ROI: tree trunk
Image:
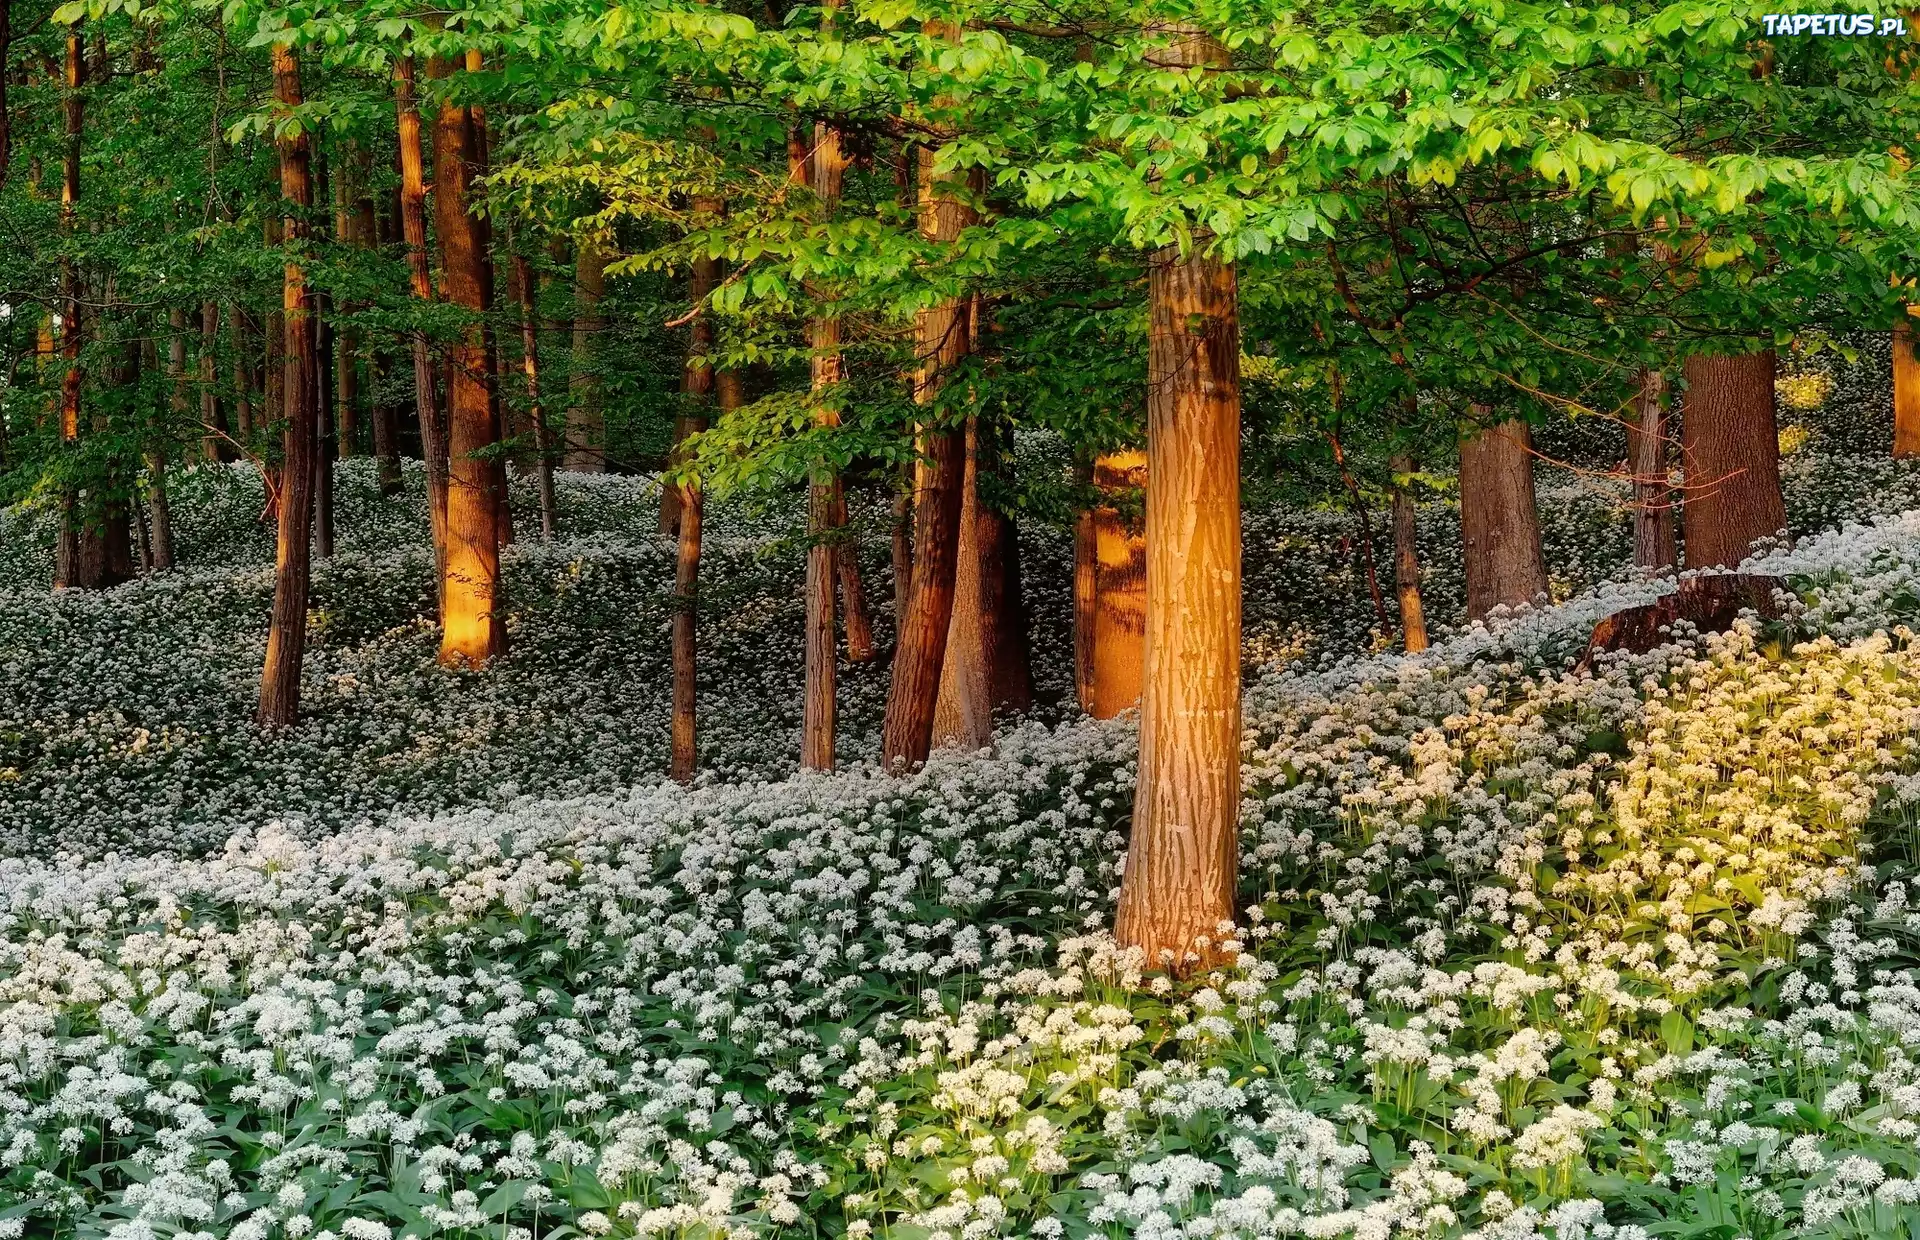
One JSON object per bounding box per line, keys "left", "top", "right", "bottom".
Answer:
{"left": 1895, "top": 322, "right": 1920, "bottom": 458}
{"left": 53, "top": 25, "right": 83, "bottom": 589}
{"left": 1089, "top": 449, "right": 1147, "bottom": 718}
{"left": 1111, "top": 227, "right": 1243, "bottom": 973}
{"left": 231, "top": 306, "right": 256, "bottom": 440}
{"left": 671, "top": 241, "right": 723, "bottom": 784}
{"left": 258, "top": 42, "right": 318, "bottom": 729}
{"left": 879, "top": 142, "right": 973, "bottom": 772}
{"left": 566, "top": 241, "right": 606, "bottom": 472}
{"left": 892, "top": 460, "right": 914, "bottom": 629}
{"left": 513, "top": 249, "right": 558, "bottom": 539}
{"left": 1629, "top": 368, "right": 1677, "bottom": 571}
{"left": 1388, "top": 452, "right": 1427, "bottom": 652}
{"left": 395, "top": 54, "right": 449, "bottom": 568}
{"left": 430, "top": 55, "right": 505, "bottom": 667}
{"left": 801, "top": 112, "right": 848, "bottom": 770}
{"left": 262, "top": 218, "right": 286, "bottom": 522}
{"left": 1458, "top": 412, "right": 1549, "bottom": 621}
{"left": 199, "top": 302, "right": 223, "bottom": 461}
{"left": 1680, "top": 349, "right": 1786, "bottom": 570}
{"left": 314, "top": 246, "right": 335, "bottom": 560}
{"left": 932, "top": 414, "right": 1033, "bottom": 747}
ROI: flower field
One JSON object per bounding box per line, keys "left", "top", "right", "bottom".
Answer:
{"left": 9, "top": 451, "right": 1920, "bottom": 1239}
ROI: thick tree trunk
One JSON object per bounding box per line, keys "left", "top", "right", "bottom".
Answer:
{"left": 1681, "top": 349, "right": 1786, "bottom": 569}
{"left": 932, "top": 414, "right": 1033, "bottom": 747}
{"left": 1112, "top": 229, "right": 1243, "bottom": 973}
{"left": 1089, "top": 449, "right": 1147, "bottom": 718}
{"left": 1629, "top": 368, "right": 1677, "bottom": 571}
{"left": 430, "top": 55, "right": 505, "bottom": 666}
{"left": 258, "top": 43, "right": 319, "bottom": 728}
{"left": 1895, "top": 322, "right": 1920, "bottom": 458}
{"left": 1458, "top": 412, "right": 1549, "bottom": 621}
{"left": 513, "top": 251, "right": 558, "bottom": 538}
{"left": 1388, "top": 452, "right": 1427, "bottom": 652}
{"left": 395, "top": 55, "right": 449, "bottom": 567}
{"left": 566, "top": 241, "right": 606, "bottom": 472}
{"left": 880, "top": 145, "right": 973, "bottom": 772}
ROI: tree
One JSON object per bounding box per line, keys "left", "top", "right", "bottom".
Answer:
{"left": 1458, "top": 412, "right": 1549, "bottom": 621}
{"left": 258, "top": 41, "right": 319, "bottom": 728}
{"left": 1681, "top": 349, "right": 1786, "bottom": 570}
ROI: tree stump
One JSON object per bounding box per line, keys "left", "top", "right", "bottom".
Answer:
{"left": 1580, "top": 574, "right": 1788, "bottom": 669}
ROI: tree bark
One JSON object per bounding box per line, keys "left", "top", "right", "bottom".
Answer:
{"left": 671, "top": 241, "right": 724, "bottom": 784}
{"left": 1388, "top": 452, "right": 1427, "bottom": 652}
{"left": 430, "top": 54, "right": 505, "bottom": 666}
{"left": 314, "top": 226, "right": 335, "bottom": 560}
{"left": 230, "top": 307, "right": 256, "bottom": 440}
{"left": 1680, "top": 349, "right": 1786, "bottom": 570}
{"left": 512, "top": 249, "right": 558, "bottom": 539}
{"left": 566, "top": 241, "right": 606, "bottom": 471}
{"left": 880, "top": 140, "right": 973, "bottom": 772}
{"left": 1111, "top": 224, "right": 1243, "bottom": 972}
{"left": 1629, "top": 368, "right": 1677, "bottom": 571}
{"left": 801, "top": 108, "right": 850, "bottom": 769}
{"left": 263, "top": 218, "right": 285, "bottom": 510}
{"left": 892, "top": 460, "right": 914, "bottom": 630}
{"left": 933, "top": 419, "right": 992, "bottom": 750}
{"left": 258, "top": 42, "right": 319, "bottom": 728}
{"left": 1458, "top": 412, "right": 1549, "bottom": 621}
{"left": 1895, "top": 322, "right": 1920, "bottom": 458}
{"left": 53, "top": 24, "right": 83, "bottom": 589}
{"left": 395, "top": 54, "right": 448, "bottom": 566}
{"left": 1088, "top": 449, "right": 1147, "bottom": 718}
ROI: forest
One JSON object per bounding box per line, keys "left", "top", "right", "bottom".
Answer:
{"left": 5, "top": 0, "right": 1920, "bottom": 1237}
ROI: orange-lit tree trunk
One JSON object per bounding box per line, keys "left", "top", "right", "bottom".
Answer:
{"left": 880, "top": 139, "right": 973, "bottom": 772}
{"left": 1681, "top": 349, "right": 1786, "bottom": 569}
{"left": 932, "top": 413, "right": 1032, "bottom": 748}
{"left": 512, "top": 247, "right": 558, "bottom": 539}
{"left": 1629, "top": 369, "right": 1677, "bottom": 571}
{"left": 1458, "top": 412, "right": 1549, "bottom": 621}
{"left": 1111, "top": 227, "right": 1243, "bottom": 971}
{"left": 1088, "top": 449, "right": 1147, "bottom": 718}
{"left": 566, "top": 241, "right": 606, "bottom": 471}
{"left": 1895, "top": 321, "right": 1920, "bottom": 457}
{"left": 671, "top": 240, "right": 723, "bottom": 783}
{"left": 395, "top": 54, "right": 448, "bottom": 568}
{"left": 430, "top": 55, "right": 505, "bottom": 666}
{"left": 258, "top": 42, "right": 319, "bottom": 728}
{"left": 801, "top": 96, "right": 849, "bottom": 768}
{"left": 1388, "top": 451, "right": 1427, "bottom": 651}
{"left": 53, "top": 24, "right": 84, "bottom": 588}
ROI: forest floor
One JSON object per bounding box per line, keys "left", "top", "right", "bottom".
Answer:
{"left": 8, "top": 442, "right": 1920, "bottom": 1238}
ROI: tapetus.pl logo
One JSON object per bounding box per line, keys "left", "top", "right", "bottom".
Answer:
{"left": 1760, "top": 12, "right": 1909, "bottom": 34}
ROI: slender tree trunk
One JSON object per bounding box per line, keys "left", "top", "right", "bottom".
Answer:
{"left": 0, "top": 0, "right": 14, "bottom": 190}
{"left": 53, "top": 24, "right": 83, "bottom": 589}
{"left": 1388, "top": 451, "right": 1427, "bottom": 652}
{"left": 430, "top": 54, "right": 505, "bottom": 666}
{"left": 1681, "top": 349, "right": 1786, "bottom": 569}
{"left": 1088, "top": 449, "right": 1147, "bottom": 718}
{"left": 258, "top": 42, "right": 319, "bottom": 728}
{"left": 1894, "top": 322, "right": 1920, "bottom": 458}
{"left": 892, "top": 460, "right": 914, "bottom": 629}
{"left": 1458, "top": 412, "right": 1549, "bottom": 621}
{"left": 231, "top": 306, "right": 256, "bottom": 440}
{"left": 137, "top": 327, "right": 175, "bottom": 571}
{"left": 1629, "top": 368, "right": 1677, "bottom": 571}
{"left": 262, "top": 216, "right": 285, "bottom": 522}
{"left": 199, "top": 302, "right": 223, "bottom": 461}
{"left": 880, "top": 140, "right": 973, "bottom": 772}
{"left": 315, "top": 281, "right": 335, "bottom": 559}
{"left": 1112, "top": 236, "right": 1243, "bottom": 971}
{"left": 396, "top": 54, "right": 449, "bottom": 569}
{"left": 670, "top": 238, "right": 722, "bottom": 783}
{"left": 513, "top": 250, "right": 558, "bottom": 538}
{"left": 801, "top": 114, "right": 847, "bottom": 769}
{"left": 566, "top": 241, "right": 606, "bottom": 471}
